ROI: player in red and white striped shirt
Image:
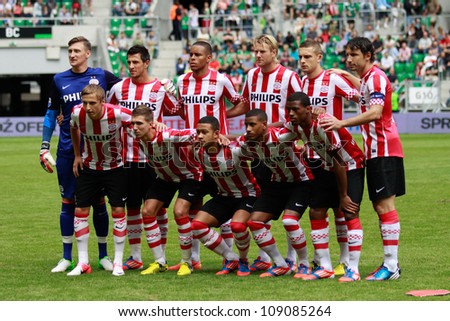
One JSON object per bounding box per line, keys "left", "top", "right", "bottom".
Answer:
{"left": 226, "top": 34, "right": 303, "bottom": 271}
{"left": 321, "top": 37, "right": 405, "bottom": 281}
{"left": 174, "top": 41, "right": 243, "bottom": 265}
{"left": 191, "top": 116, "right": 261, "bottom": 276}
{"left": 285, "top": 92, "right": 365, "bottom": 282}
{"left": 299, "top": 39, "right": 360, "bottom": 275}
{"left": 237, "top": 109, "right": 314, "bottom": 278}
{"left": 176, "top": 41, "right": 242, "bottom": 134}
{"left": 227, "top": 34, "right": 303, "bottom": 126}
{"left": 69, "top": 84, "right": 132, "bottom": 277}
{"left": 131, "top": 106, "right": 205, "bottom": 277}
{"left": 107, "top": 45, "right": 178, "bottom": 272}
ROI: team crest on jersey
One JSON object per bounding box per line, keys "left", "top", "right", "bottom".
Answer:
{"left": 149, "top": 93, "right": 158, "bottom": 101}
{"left": 320, "top": 86, "right": 329, "bottom": 93}
{"left": 108, "top": 124, "right": 117, "bottom": 131}
{"left": 273, "top": 81, "right": 282, "bottom": 90}
{"left": 208, "top": 85, "right": 216, "bottom": 92}
{"left": 89, "top": 78, "right": 99, "bottom": 85}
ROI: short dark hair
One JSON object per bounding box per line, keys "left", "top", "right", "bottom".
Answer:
{"left": 287, "top": 92, "right": 311, "bottom": 107}
{"left": 192, "top": 40, "right": 213, "bottom": 55}
{"left": 246, "top": 109, "right": 267, "bottom": 122}
{"left": 198, "top": 116, "right": 220, "bottom": 132}
{"left": 132, "top": 105, "right": 154, "bottom": 122}
{"left": 68, "top": 36, "right": 91, "bottom": 51}
{"left": 346, "top": 37, "right": 375, "bottom": 62}
{"left": 127, "top": 45, "right": 151, "bottom": 62}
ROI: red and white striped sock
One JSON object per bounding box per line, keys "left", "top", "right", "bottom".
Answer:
{"left": 74, "top": 211, "right": 90, "bottom": 264}
{"left": 175, "top": 216, "right": 192, "bottom": 263}
{"left": 192, "top": 220, "right": 238, "bottom": 261}
{"left": 334, "top": 209, "right": 349, "bottom": 265}
{"left": 346, "top": 218, "right": 363, "bottom": 273}
{"left": 310, "top": 219, "right": 332, "bottom": 271}
{"left": 256, "top": 220, "right": 272, "bottom": 263}
{"left": 189, "top": 209, "right": 201, "bottom": 262}
{"left": 156, "top": 208, "right": 168, "bottom": 252}
{"left": 126, "top": 208, "right": 142, "bottom": 262}
{"left": 379, "top": 210, "right": 400, "bottom": 271}
{"left": 143, "top": 216, "right": 165, "bottom": 264}
{"left": 282, "top": 214, "right": 308, "bottom": 266}
{"left": 220, "top": 219, "right": 234, "bottom": 249}
{"left": 230, "top": 221, "right": 250, "bottom": 259}
{"left": 247, "top": 220, "right": 286, "bottom": 267}
{"left": 112, "top": 212, "right": 127, "bottom": 265}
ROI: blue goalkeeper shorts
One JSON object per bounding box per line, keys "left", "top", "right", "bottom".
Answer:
{"left": 56, "top": 156, "right": 76, "bottom": 200}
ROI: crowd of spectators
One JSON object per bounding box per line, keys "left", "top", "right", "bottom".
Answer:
{"left": 112, "top": 0, "right": 152, "bottom": 17}
{"left": 1, "top": 0, "right": 90, "bottom": 26}
{"left": 170, "top": 0, "right": 448, "bottom": 103}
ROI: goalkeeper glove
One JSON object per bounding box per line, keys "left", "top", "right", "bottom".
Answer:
{"left": 40, "top": 141, "right": 56, "bottom": 173}
{"left": 160, "top": 78, "right": 177, "bottom": 97}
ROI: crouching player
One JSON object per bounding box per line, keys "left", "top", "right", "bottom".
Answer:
{"left": 285, "top": 92, "right": 365, "bottom": 282}
{"left": 131, "top": 105, "right": 205, "bottom": 277}
{"left": 238, "top": 109, "right": 314, "bottom": 278}
{"left": 191, "top": 116, "right": 261, "bottom": 276}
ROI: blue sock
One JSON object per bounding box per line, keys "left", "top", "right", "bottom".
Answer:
{"left": 60, "top": 201, "right": 75, "bottom": 261}
{"left": 93, "top": 202, "right": 109, "bottom": 259}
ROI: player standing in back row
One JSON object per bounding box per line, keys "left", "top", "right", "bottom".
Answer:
{"left": 298, "top": 39, "right": 360, "bottom": 276}
{"left": 107, "top": 45, "right": 177, "bottom": 273}
{"left": 321, "top": 37, "right": 405, "bottom": 281}
{"left": 170, "top": 40, "right": 244, "bottom": 267}
{"left": 227, "top": 34, "right": 303, "bottom": 272}
{"left": 40, "top": 36, "right": 121, "bottom": 273}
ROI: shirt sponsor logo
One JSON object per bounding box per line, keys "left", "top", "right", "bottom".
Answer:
{"left": 182, "top": 95, "right": 217, "bottom": 104}
{"left": 250, "top": 93, "right": 282, "bottom": 103}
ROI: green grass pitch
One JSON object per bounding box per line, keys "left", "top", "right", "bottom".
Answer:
{"left": 0, "top": 135, "right": 449, "bottom": 301}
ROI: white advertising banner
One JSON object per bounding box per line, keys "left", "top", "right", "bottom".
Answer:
{"left": 1, "top": 113, "right": 450, "bottom": 137}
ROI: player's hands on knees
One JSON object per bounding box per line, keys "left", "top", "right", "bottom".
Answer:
{"left": 40, "top": 141, "right": 56, "bottom": 173}
{"left": 73, "top": 156, "right": 83, "bottom": 177}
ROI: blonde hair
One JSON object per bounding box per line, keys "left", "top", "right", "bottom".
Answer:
{"left": 81, "top": 84, "right": 105, "bottom": 101}
{"left": 253, "top": 34, "right": 279, "bottom": 62}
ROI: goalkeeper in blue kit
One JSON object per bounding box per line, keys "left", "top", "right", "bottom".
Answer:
{"left": 40, "top": 36, "right": 121, "bottom": 273}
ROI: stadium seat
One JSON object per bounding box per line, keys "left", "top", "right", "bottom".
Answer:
{"left": 397, "top": 73, "right": 408, "bottom": 83}
{"left": 405, "top": 62, "right": 416, "bottom": 74}
{"left": 412, "top": 53, "right": 425, "bottom": 64}
{"left": 110, "top": 57, "right": 120, "bottom": 71}
{"left": 109, "top": 51, "right": 118, "bottom": 61}
{"left": 119, "top": 50, "right": 128, "bottom": 65}
{"left": 110, "top": 18, "right": 122, "bottom": 37}
{"left": 112, "top": 67, "right": 121, "bottom": 77}
{"left": 406, "top": 72, "right": 416, "bottom": 80}
{"left": 124, "top": 18, "right": 136, "bottom": 38}
{"left": 394, "top": 62, "right": 405, "bottom": 74}
{"left": 62, "top": 0, "right": 73, "bottom": 9}
{"left": 14, "top": 19, "right": 25, "bottom": 27}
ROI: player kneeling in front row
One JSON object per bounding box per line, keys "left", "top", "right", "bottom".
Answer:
{"left": 237, "top": 109, "right": 314, "bottom": 278}
{"left": 131, "top": 105, "right": 207, "bottom": 277}
{"left": 285, "top": 92, "right": 365, "bottom": 282}
{"left": 191, "top": 116, "right": 261, "bottom": 276}
{"left": 69, "top": 84, "right": 130, "bottom": 276}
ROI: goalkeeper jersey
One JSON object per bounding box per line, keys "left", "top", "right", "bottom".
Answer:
{"left": 47, "top": 67, "right": 120, "bottom": 158}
